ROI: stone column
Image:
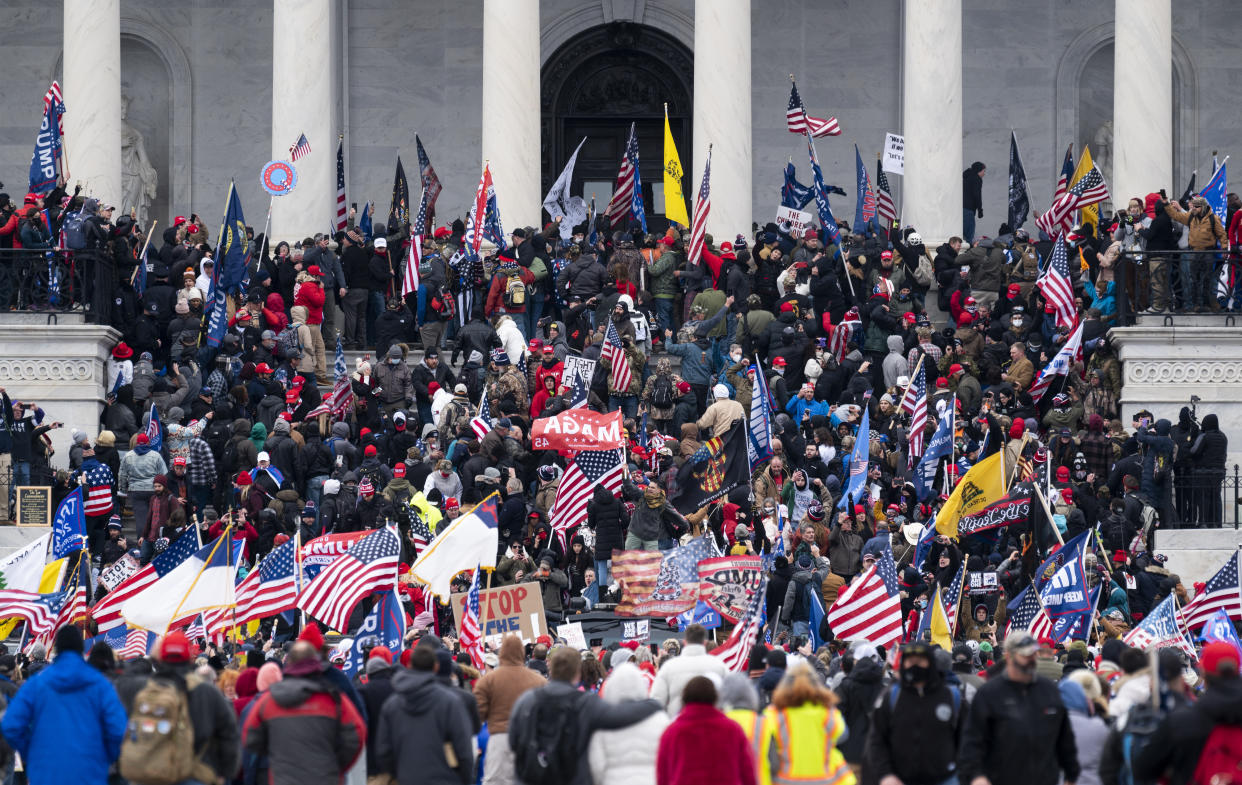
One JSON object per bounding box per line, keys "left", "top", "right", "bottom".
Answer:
{"left": 271, "top": 0, "right": 335, "bottom": 241}
{"left": 901, "top": 0, "right": 962, "bottom": 243}
{"left": 1113, "top": 0, "right": 1172, "bottom": 202}
{"left": 482, "top": 0, "right": 540, "bottom": 230}
{"left": 693, "top": 0, "right": 751, "bottom": 238}
{"left": 63, "top": 0, "right": 122, "bottom": 208}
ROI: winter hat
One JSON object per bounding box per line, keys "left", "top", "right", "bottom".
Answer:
{"left": 712, "top": 384, "right": 730, "bottom": 400}
{"left": 159, "top": 631, "right": 194, "bottom": 664}
{"left": 323, "top": 478, "right": 340, "bottom": 495}
{"left": 235, "top": 471, "right": 253, "bottom": 486}
{"left": 358, "top": 477, "right": 375, "bottom": 495}
{"left": 1008, "top": 421, "right": 1025, "bottom": 440}
{"left": 256, "top": 662, "right": 283, "bottom": 691}
{"left": 298, "top": 624, "right": 326, "bottom": 651}
{"left": 1201, "top": 641, "right": 1241, "bottom": 676}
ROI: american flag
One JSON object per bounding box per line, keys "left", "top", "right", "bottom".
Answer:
{"left": 901, "top": 358, "right": 928, "bottom": 460}
{"left": 613, "top": 536, "right": 715, "bottom": 616}
{"left": 208, "top": 538, "right": 299, "bottom": 634}
{"left": 712, "top": 570, "right": 769, "bottom": 672}
{"left": 470, "top": 391, "right": 492, "bottom": 440}
{"left": 335, "top": 139, "right": 348, "bottom": 232}
{"left": 43, "top": 81, "right": 64, "bottom": 135}
{"left": 942, "top": 562, "right": 967, "bottom": 636}
{"left": 1124, "top": 592, "right": 1197, "bottom": 659}
{"left": 828, "top": 307, "right": 861, "bottom": 364}
{"left": 1052, "top": 143, "right": 1074, "bottom": 203}
{"left": 79, "top": 461, "right": 114, "bottom": 517}
{"left": 120, "top": 627, "right": 156, "bottom": 659}
{"left": 0, "top": 589, "right": 75, "bottom": 637}
{"left": 785, "top": 80, "right": 840, "bottom": 138}
{"left": 1027, "top": 323, "right": 1083, "bottom": 404}
{"left": 458, "top": 566, "right": 486, "bottom": 670}
{"left": 600, "top": 320, "right": 632, "bottom": 392}
{"left": 145, "top": 404, "right": 163, "bottom": 452}
{"left": 606, "top": 122, "right": 646, "bottom": 231}
{"left": 409, "top": 512, "right": 431, "bottom": 557}
{"left": 1005, "top": 584, "right": 1054, "bottom": 640}
{"left": 875, "top": 161, "right": 898, "bottom": 223}
{"left": 33, "top": 581, "right": 88, "bottom": 648}
{"left": 1183, "top": 550, "right": 1241, "bottom": 629}
{"left": 415, "top": 135, "right": 442, "bottom": 233}
{"left": 402, "top": 188, "right": 429, "bottom": 297}
{"left": 289, "top": 133, "right": 311, "bottom": 162}
{"left": 1037, "top": 235, "right": 1078, "bottom": 330}
{"left": 329, "top": 336, "right": 353, "bottom": 419}
{"left": 686, "top": 146, "right": 712, "bottom": 268}
{"left": 184, "top": 614, "right": 206, "bottom": 642}
{"left": 92, "top": 528, "right": 201, "bottom": 632}
{"left": 464, "top": 164, "right": 492, "bottom": 258}
{"left": 826, "top": 549, "right": 903, "bottom": 648}
{"left": 638, "top": 412, "right": 666, "bottom": 472}
{"left": 1036, "top": 164, "right": 1108, "bottom": 237}
{"left": 299, "top": 527, "right": 400, "bottom": 631}
{"left": 550, "top": 449, "right": 625, "bottom": 546}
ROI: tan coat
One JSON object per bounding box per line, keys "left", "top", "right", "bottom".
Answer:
{"left": 1165, "top": 202, "right": 1228, "bottom": 250}
{"left": 472, "top": 635, "right": 546, "bottom": 734}
{"left": 1006, "top": 355, "right": 1035, "bottom": 392}
{"left": 696, "top": 399, "right": 746, "bottom": 440}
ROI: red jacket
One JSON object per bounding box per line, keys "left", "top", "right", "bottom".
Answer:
{"left": 243, "top": 677, "right": 366, "bottom": 781}
{"left": 295, "top": 280, "right": 326, "bottom": 325}
{"left": 485, "top": 267, "right": 535, "bottom": 316}
{"left": 658, "top": 703, "right": 757, "bottom": 785}
{"left": 1229, "top": 209, "right": 1242, "bottom": 251}
{"left": 0, "top": 211, "right": 20, "bottom": 249}
{"left": 208, "top": 519, "right": 259, "bottom": 563}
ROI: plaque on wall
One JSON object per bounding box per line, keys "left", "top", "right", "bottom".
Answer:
{"left": 15, "top": 487, "right": 52, "bottom": 527}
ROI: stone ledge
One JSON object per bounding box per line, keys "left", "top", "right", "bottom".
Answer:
{"left": 1154, "top": 528, "right": 1240, "bottom": 586}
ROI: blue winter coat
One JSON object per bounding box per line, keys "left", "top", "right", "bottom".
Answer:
{"left": 1, "top": 650, "right": 128, "bottom": 785}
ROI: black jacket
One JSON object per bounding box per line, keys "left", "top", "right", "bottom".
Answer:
{"left": 864, "top": 671, "right": 966, "bottom": 784}
{"left": 1189, "top": 413, "right": 1228, "bottom": 473}
{"left": 586, "top": 485, "right": 628, "bottom": 560}
{"left": 958, "top": 672, "right": 1079, "bottom": 785}
{"left": 1132, "top": 676, "right": 1242, "bottom": 785}
{"left": 836, "top": 656, "right": 885, "bottom": 765}
{"left": 374, "top": 669, "right": 474, "bottom": 785}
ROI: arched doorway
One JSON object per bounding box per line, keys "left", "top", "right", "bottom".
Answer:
{"left": 541, "top": 22, "right": 693, "bottom": 234}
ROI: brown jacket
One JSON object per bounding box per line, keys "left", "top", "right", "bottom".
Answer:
{"left": 472, "top": 635, "right": 546, "bottom": 734}
{"left": 1165, "top": 202, "right": 1228, "bottom": 250}
{"left": 1005, "top": 355, "right": 1035, "bottom": 392}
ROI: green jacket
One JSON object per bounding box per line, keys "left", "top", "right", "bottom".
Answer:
{"left": 692, "top": 289, "right": 728, "bottom": 338}
{"left": 648, "top": 249, "right": 680, "bottom": 298}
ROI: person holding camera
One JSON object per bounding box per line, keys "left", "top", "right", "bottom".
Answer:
{"left": 523, "top": 553, "right": 568, "bottom": 629}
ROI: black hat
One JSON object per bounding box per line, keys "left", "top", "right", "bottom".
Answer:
{"left": 511, "top": 227, "right": 527, "bottom": 239}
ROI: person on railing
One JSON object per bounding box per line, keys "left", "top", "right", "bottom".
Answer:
{"left": 1165, "top": 195, "right": 1227, "bottom": 312}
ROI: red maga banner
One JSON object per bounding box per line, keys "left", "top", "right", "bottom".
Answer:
{"left": 531, "top": 408, "right": 624, "bottom": 452}
{"left": 698, "top": 555, "right": 764, "bottom": 623}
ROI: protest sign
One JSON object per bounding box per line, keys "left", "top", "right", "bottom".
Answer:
{"left": 775, "top": 206, "right": 812, "bottom": 236}
{"left": 882, "top": 133, "right": 905, "bottom": 174}
{"left": 531, "top": 408, "right": 624, "bottom": 451}
{"left": 451, "top": 583, "right": 547, "bottom": 644}
{"left": 100, "top": 553, "right": 141, "bottom": 591}
{"left": 698, "top": 555, "right": 764, "bottom": 623}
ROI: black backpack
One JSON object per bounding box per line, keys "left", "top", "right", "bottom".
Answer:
{"left": 514, "top": 689, "right": 581, "bottom": 785}
{"left": 651, "top": 374, "right": 675, "bottom": 409}
{"left": 62, "top": 211, "right": 87, "bottom": 251}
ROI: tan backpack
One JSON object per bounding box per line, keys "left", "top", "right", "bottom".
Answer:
{"left": 119, "top": 675, "right": 209, "bottom": 785}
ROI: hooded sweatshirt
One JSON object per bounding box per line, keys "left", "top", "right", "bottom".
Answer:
{"left": 244, "top": 673, "right": 366, "bottom": 785}
{"left": 473, "top": 635, "right": 548, "bottom": 734}
{"left": 374, "top": 668, "right": 475, "bottom": 785}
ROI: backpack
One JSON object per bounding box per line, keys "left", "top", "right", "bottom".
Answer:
{"left": 62, "top": 210, "right": 87, "bottom": 251}
{"left": 1152, "top": 450, "right": 1171, "bottom": 483}
{"left": 1190, "top": 724, "right": 1242, "bottom": 785}
{"left": 275, "top": 323, "right": 303, "bottom": 359}
{"left": 887, "top": 683, "right": 961, "bottom": 724}
{"left": 514, "top": 689, "right": 581, "bottom": 785}
{"left": 651, "top": 374, "right": 675, "bottom": 409}
{"left": 431, "top": 286, "right": 457, "bottom": 321}
{"left": 504, "top": 274, "right": 527, "bottom": 308}
{"left": 1118, "top": 701, "right": 1165, "bottom": 785}
{"left": 119, "top": 676, "right": 204, "bottom": 785}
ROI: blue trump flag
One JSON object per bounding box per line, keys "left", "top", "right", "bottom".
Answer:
{"left": 838, "top": 395, "right": 871, "bottom": 509}
{"left": 914, "top": 404, "right": 954, "bottom": 501}
{"left": 806, "top": 134, "right": 842, "bottom": 255}
{"left": 782, "top": 162, "right": 815, "bottom": 210}
{"left": 675, "top": 600, "right": 721, "bottom": 630}
{"left": 747, "top": 362, "right": 774, "bottom": 472}
{"left": 1038, "top": 534, "right": 1092, "bottom": 642}
{"left": 51, "top": 487, "right": 87, "bottom": 559}
{"left": 342, "top": 589, "right": 406, "bottom": 679}
{"left": 144, "top": 404, "right": 164, "bottom": 453}
{"left": 1199, "top": 608, "right": 1242, "bottom": 657}
{"left": 853, "top": 145, "right": 877, "bottom": 234}
{"left": 359, "top": 202, "right": 373, "bottom": 239}
{"left": 206, "top": 182, "right": 250, "bottom": 347}
{"left": 1201, "top": 162, "right": 1228, "bottom": 225}
{"left": 28, "top": 94, "right": 64, "bottom": 196}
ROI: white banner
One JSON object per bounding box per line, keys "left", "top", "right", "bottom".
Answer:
{"left": 882, "top": 133, "right": 905, "bottom": 174}
{"left": 775, "top": 206, "right": 812, "bottom": 236}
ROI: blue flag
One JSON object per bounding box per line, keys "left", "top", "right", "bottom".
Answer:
{"left": 808, "top": 590, "right": 827, "bottom": 649}
{"left": 806, "top": 134, "right": 843, "bottom": 255}
{"left": 207, "top": 182, "right": 249, "bottom": 348}
{"left": 1034, "top": 531, "right": 1092, "bottom": 592}
{"left": 781, "top": 162, "right": 815, "bottom": 210}
{"left": 1199, "top": 608, "right": 1242, "bottom": 657}
{"left": 136, "top": 240, "right": 149, "bottom": 297}
{"left": 675, "top": 600, "right": 721, "bottom": 630}
{"left": 342, "top": 589, "right": 407, "bottom": 679}
{"left": 359, "top": 202, "right": 373, "bottom": 239}
{"left": 913, "top": 521, "right": 937, "bottom": 570}
{"left": 747, "top": 362, "right": 774, "bottom": 472}
{"left": 914, "top": 405, "right": 953, "bottom": 501}
{"left": 853, "top": 145, "right": 877, "bottom": 233}
{"left": 1038, "top": 534, "right": 1092, "bottom": 642}
{"left": 28, "top": 95, "right": 64, "bottom": 196}
{"left": 1200, "top": 162, "right": 1228, "bottom": 225}
{"left": 838, "top": 397, "right": 871, "bottom": 509}
{"left": 144, "top": 404, "right": 164, "bottom": 453}
{"left": 51, "top": 487, "right": 87, "bottom": 559}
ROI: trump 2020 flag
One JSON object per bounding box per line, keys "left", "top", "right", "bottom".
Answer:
{"left": 342, "top": 589, "right": 406, "bottom": 680}
{"left": 206, "top": 183, "right": 249, "bottom": 347}
{"left": 28, "top": 89, "right": 65, "bottom": 196}
{"left": 51, "top": 486, "right": 86, "bottom": 559}
{"left": 1200, "top": 161, "right": 1228, "bottom": 225}
{"left": 838, "top": 396, "right": 871, "bottom": 509}
{"left": 914, "top": 403, "right": 953, "bottom": 502}
{"left": 121, "top": 534, "right": 236, "bottom": 633}
{"left": 807, "top": 134, "right": 843, "bottom": 253}
{"left": 1199, "top": 608, "right": 1242, "bottom": 658}
{"left": 409, "top": 493, "right": 500, "bottom": 599}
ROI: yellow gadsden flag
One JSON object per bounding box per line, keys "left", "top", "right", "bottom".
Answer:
{"left": 662, "top": 108, "right": 690, "bottom": 226}
{"left": 934, "top": 450, "right": 1007, "bottom": 538}
{"left": 1072, "top": 144, "right": 1099, "bottom": 235}
{"left": 928, "top": 584, "right": 953, "bottom": 650}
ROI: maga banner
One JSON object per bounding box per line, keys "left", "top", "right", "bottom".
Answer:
{"left": 531, "top": 408, "right": 624, "bottom": 452}
{"left": 698, "top": 555, "right": 764, "bottom": 623}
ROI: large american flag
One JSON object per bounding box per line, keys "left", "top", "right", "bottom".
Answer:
{"left": 409, "top": 512, "right": 431, "bottom": 557}
{"left": 828, "top": 307, "right": 861, "bottom": 364}
{"left": 1036, "top": 164, "right": 1108, "bottom": 237}
{"left": 335, "top": 139, "right": 348, "bottom": 232}
{"left": 550, "top": 449, "right": 625, "bottom": 546}
{"left": 289, "top": 133, "right": 311, "bottom": 162}
{"left": 600, "top": 320, "right": 632, "bottom": 392}
{"left": 329, "top": 335, "right": 353, "bottom": 419}
{"left": 1027, "top": 323, "right": 1083, "bottom": 404}
{"left": 43, "top": 81, "right": 64, "bottom": 133}
{"left": 1183, "top": 550, "right": 1241, "bottom": 629}
{"left": 0, "top": 590, "right": 72, "bottom": 636}
{"left": 120, "top": 627, "right": 157, "bottom": 659}
{"left": 415, "top": 135, "right": 442, "bottom": 233}
{"left": 785, "top": 80, "right": 840, "bottom": 137}
{"left": 712, "top": 570, "right": 769, "bottom": 672}
{"left": 826, "top": 549, "right": 903, "bottom": 648}
{"left": 686, "top": 146, "right": 712, "bottom": 268}
{"left": 207, "top": 538, "right": 298, "bottom": 635}
{"left": 34, "top": 584, "right": 88, "bottom": 648}
{"left": 299, "top": 527, "right": 400, "bottom": 631}
{"left": 93, "top": 528, "right": 201, "bottom": 632}
{"left": 606, "top": 122, "right": 646, "bottom": 231}
{"left": 80, "top": 461, "right": 114, "bottom": 517}
{"left": 458, "top": 566, "right": 486, "bottom": 670}
{"left": 470, "top": 391, "right": 492, "bottom": 440}
{"left": 875, "top": 162, "right": 898, "bottom": 223}
{"left": 402, "top": 188, "right": 429, "bottom": 297}
{"left": 463, "top": 164, "right": 492, "bottom": 258}
{"left": 1005, "top": 584, "right": 1054, "bottom": 640}
{"left": 901, "top": 359, "right": 928, "bottom": 461}
{"left": 1037, "top": 235, "right": 1078, "bottom": 330}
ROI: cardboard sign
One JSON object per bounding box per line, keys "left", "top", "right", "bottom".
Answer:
{"left": 15, "top": 487, "right": 51, "bottom": 527}
{"left": 882, "top": 133, "right": 905, "bottom": 174}
{"left": 100, "top": 553, "right": 140, "bottom": 591}
{"left": 775, "top": 206, "right": 812, "bottom": 237}
{"left": 698, "top": 555, "right": 764, "bottom": 623}
{"left": 556, "top": 621, "right": 588, "bottom": 650}
{"left": 451, "top": 583, "right": 547, "bottom": 644}
{"left": 531, "top": 408, "right": 624, "bottom": 452}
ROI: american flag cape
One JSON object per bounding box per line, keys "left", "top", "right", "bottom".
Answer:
{"left": 550, "top": 448, "right": 625, "bottom": 547}
{"left": 92, "top": 528, "right": 201, "bottom": 632}
{"left": 712, "top": 570, "right": 770, "bottom": 672}
{"left": 1182, "top": 549, "right": 1242, "bottom": 629}
{"left": 458, "top": 566, "right": 486, "bottom": 670}
{"left": 470, "top": 391, "right": 492, "bottom": 440}
{"left": 785, "top": 79, "right": 840, "bottom": 138}
{"left": 828, "top": 308, "right": 861, "bottom": 364}
{"left": 145, "top": 404, "right": 164, "bottom": 453}
{"left": 1037, "top": 235, "right": 1078, "bottom": 330}
{"left": 78, "top": 461, "right": 114, "bottom": 517}
{"left": 686, "top": 146, "right": 712, "bottom": 269}
{"left": 289, "top": 133, "right": 311, "bottom": 162}
{"left": 600, "top": 319, "right": 632, "bottom": 393}
{"left": 605, "top": 122, "right": 646, "bottom": 232}
{"left": 826, "top": 549, "right": 903, "bottom": 648}
{"left": 298, "top": 527, "right": 400, "bottom": 631}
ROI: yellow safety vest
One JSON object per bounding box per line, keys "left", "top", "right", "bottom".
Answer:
{"left": 727, "top": 708, "right": 772, "bottom": 785}
{"left": 765, "top": 705, "right": 856, "bottom": 785}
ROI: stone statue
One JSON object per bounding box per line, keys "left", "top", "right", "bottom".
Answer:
{"left": 121, "top": 96, "right": 158, "bottom": 228}
{"left": 1092, "top": 120, "right": 1113, "bottom": 184}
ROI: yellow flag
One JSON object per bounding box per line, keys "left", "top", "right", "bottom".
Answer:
{"left": 0, "top": 558, "right": 68, "bottom": 639}
{"left": 662, "top": 109, "right": 690, "bottom": 227}
{"left": 1071, "top": 145, "right": 1099, "bottom": 233}
{"left": 934, "top": 451, "right": 1007, "bottom": 538}
{"left": 928, "top": 585, "right": 953, "bottom": 650}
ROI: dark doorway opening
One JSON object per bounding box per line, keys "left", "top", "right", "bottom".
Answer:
{"left": 541, "top": 23, "right": 693, "bottom": 235}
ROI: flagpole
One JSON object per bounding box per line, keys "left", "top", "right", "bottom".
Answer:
{"left": 129, "top": 220, "right": 158, "bottom": 287}
{"left": 899, "top": 354, "right": 925, "bottom": 411}
{"left": 164, "top": 524, "right": 233, "bottom": 636}
{"left": 260, "top": 197, "right": 274, "bottom": 263}
{"left": 1031, "top": 485, "right": 1065, "bottom": 547}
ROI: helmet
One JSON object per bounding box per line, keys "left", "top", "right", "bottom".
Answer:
{"left": 907, "top": 232, "right": 923, "bottom": 246}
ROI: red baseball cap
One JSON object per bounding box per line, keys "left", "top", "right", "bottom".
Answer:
{"left": 1201, "top": 641, "right": 1241, "bottom": 676}
{"left": 772, "top": 357, "right": 787, "bottom": 368}
{"left": 393, "top": 463, "right": 406, "bottom": 478}
{"left": 307, "top": 265, "right": 322, "bottom": 276}
{"left": 172, "top": 456, "right": 187, "bottom": 467}
{"left": 255, "top": 363, "right": 273, "bottom": 374}
{"left": 364, "top": 444, "right": 377, "bottom": 457}
{"left": 159, "top": 631, "right": 193, "bottom": 664}
{"left": 368, "top": 646, "right": 393, "bottom": 664}
{"left": 136, "top": 433, "right": 150, "bottom": 445}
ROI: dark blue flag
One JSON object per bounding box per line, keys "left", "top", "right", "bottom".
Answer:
{"left": 1008, "top": 131, "right": 1030, "bottom": 229}
{"left": 342, "top": 589, "right": 406, "bottom": 679}
{"left": 51, "top": 486, "right": 87, "bottom": 559}
{"left": 206, "top": 182, "right": 249, "bottom": 347}
{"left": 28, "top": 97, "right": 64, "bottom": 196}
{"left": 781, "top": 162, "right": 815, "bottom": 210}
{"left": 806, "top": 134, "right": 843, "bottom": 256}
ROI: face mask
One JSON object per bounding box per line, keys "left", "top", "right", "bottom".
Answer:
{"left": 898, "top": 293, "right": 910, "bottom": 302}
{"left": 901, "top": 665, "right": 931, "bottom": 685}
{"left": 731, "top": 352, "right": 742, "bottom": 363}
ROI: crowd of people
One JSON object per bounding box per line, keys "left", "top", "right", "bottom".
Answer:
{"left": 0, "top": 164, "right": 1238, "bottom": 785}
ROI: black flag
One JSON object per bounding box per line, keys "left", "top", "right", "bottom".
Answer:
{"left": 388, "top": 156, "right": 410, "bottom": 232}
{"left": 671, "top": 426, "right": 751, "bottom": 513}
{"left": 1008, "top": 131, "right": 1030, "bottom": 230}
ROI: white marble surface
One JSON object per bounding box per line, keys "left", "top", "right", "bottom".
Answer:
{"left": 1157, "top": 529, "right": 1240, "bottom": 587}
{"left": 1113, "top": 0, "right": 1171, "bottom": 206}
{"left": 481, "top": 0, "right": 541, "bottom": 229}
{"left": 271, "top": 0, "right": 335, "bottom": 242}
{"left": 693, "top": 0, "right": 751, "bottom": 239}
{"left": 902, "top": 0, "right": 962, "bottom": 244}
{"left": 63, "top": 0, "right": 122, "bottom": 208}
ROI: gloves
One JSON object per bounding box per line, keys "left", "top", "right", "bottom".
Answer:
{"left": 977, "top": 208, "right": 984, "bottom": 219}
